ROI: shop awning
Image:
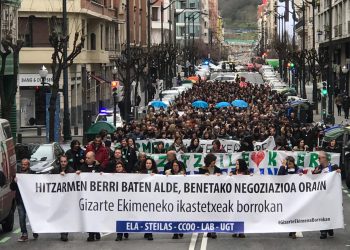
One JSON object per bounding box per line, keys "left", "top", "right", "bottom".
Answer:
{"left": 88, "top": 73, "right": 110, "bottom": 84}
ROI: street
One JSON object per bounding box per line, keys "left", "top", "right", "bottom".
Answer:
{"left": 1, "top": 182, "right": 350, "bottom": 250}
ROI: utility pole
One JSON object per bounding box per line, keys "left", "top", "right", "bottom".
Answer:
{"left": 161, "top": 2, "right": 164, "bottom": 46}
{"left": 62, "top": 0, "right": 71, "bottom": 141}
{"left": 302, "top": 2, "right": 306, "bottom": 98}
{"left": 311, "top": 0, "right": 318, "bottom": 114}
{"left": 327, "top": 2, "right": 334, "bottom": 124}
{"left": 125, "top": 0, "right": 131, "bottom": 123}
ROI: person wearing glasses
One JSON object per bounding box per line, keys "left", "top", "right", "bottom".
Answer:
{"left": 312, "top": 151, "right": 341, "bottom": 239}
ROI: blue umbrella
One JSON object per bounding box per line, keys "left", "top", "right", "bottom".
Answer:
{"left": 192, "top": 100, "right": 209, "bottom": 109}
{"left": 232, "top": 99, "right": 248, "bottom": 108}
{"left": 215, "top": 102, "right": 231, "bottom": 108}
{"left": 150, "top": 100, "right": 167, "bottom": 109}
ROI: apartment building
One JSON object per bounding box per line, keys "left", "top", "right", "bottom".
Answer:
{"left": 317, "top": 0, "right": 350, "bottom": 94}
{"left": 175, "top": 0, "right": 209, "bottom": 46}
{"left": 17, "top": 0, "right": 126, "bottom": 128}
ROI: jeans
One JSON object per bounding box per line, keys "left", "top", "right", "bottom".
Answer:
{"left": 17, "top": 203, "right": 27, "bottom": 235}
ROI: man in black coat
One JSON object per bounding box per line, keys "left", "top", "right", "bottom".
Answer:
{"left": 313, "top": 151, "right": 341, "bottom": 239}
{"left": 106, "top": 148, "right": 126, "bottom": 173}
{"left": 52, "top": 155, "right": 76, "bottom": 241}
{"left": 76, "top": 151, "right": 101, "bottom": 242}
{"left": 10, "top": 159, "right": 38, "bottom": 242}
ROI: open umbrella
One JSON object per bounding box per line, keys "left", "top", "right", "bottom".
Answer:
{"left": 150, "top": 100, "right": 168, "bottom": 109}
{"left": 188, "top": 76, "right": 199, "bottom": 82}
{"left": 181, "top": 80, "right": 193, "bottom": 84}
{"left": 215, "top": 102, "right": 231, "bottom": 108}
{"left": 86, "top": 122, "right": 117, "bottom": 135}
{"left": 324, "top": 126, "right": 346, "bottom": 142}
{"left": 232, "top": 99, "right": 248, "bottom": 108}
{"left": 192, "top": 100, "right": 209, "bottom": 109}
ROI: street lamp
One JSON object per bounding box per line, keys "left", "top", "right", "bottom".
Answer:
{"left": 38, "top": 65, "right": 49, "bottom": 139}
{"left": 112, "top": 66, "right": 117, "bottom": 80}
{"left": 134, "top": 64, "right": 139, "bottom": 107}
{"left": 342, "top": 65, "right": 349, "bottom": 95}
{"left": 111, "top": 66, "right": 118, "bottom": 127}
{"left": 39, "top": 65, "right": 48, "bottom": 84}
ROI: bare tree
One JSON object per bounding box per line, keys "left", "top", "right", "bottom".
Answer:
{"left": 0, "top": 34, "right": 23, "bottom": 121}
{"left": 48, "top": 30, "right": 84, "bottom": 142}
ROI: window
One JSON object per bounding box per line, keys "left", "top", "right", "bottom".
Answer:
{"left": 189, "top": 3, "right": 196, "bottom": 9}
{"left": 152, "top": 7, "right": 159, "bottom": 21}
{"left": 180, "top": 1, "right": 187, "bottom": 9}
{"left": 180, "top": 27, "right": 185, "bottom": 36}
{"left": 90, "top": 33, "right": 96, "bottom": 50}
{"left": 82, "top": 19, "right": 86, "bottom": 48}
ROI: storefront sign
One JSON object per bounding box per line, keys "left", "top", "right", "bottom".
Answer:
{"left": 19, "top": 74, "right": 53, "bottom": 87}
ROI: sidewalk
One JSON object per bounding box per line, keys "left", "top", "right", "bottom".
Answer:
{"left": 313, "top": 109, "right": 349, "bottom": 125}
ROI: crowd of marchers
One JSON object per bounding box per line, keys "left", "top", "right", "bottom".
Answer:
{"left": 9, "top": 77, "right": 342, "bottom": 243}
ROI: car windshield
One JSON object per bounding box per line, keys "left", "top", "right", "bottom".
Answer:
{"left": 97, "top": 114, "right": 121, "bottom": 123}
{"left": 30, "top": 145, "right": 53, "bottom": 161}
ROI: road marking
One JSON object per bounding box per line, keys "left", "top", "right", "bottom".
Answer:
{"left": 200, "top": 234, "right": 208, "bottom": 250}
{"left": 343, "top": 190, "right": 349, "bottom": 194}
{"left": 347, "top": 194, "right": 350, "bottom": 199}
{"left": 12, "top": 228, "right": 20, "bottom": 234}
{"left": 0, "top": 237, "right": 11, "bottom": 243}
{"left": 101, "top": 233, "right": 112, "bottom": 237}
{"left": 188, "top": 233, "right": 198, "bottom": 250}
{"left": 296, "top": 232, "right": 303, "bottom": 238}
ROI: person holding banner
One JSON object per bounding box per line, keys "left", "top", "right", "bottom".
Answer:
{"left": 154, "top": 141, "right": 166, "bottom": 154}
{"left": 165, "top": 160, "right": 186, "bottom": 240}
{"left": 229, "top": 159, "right": 250, "bottom": 176}
{"left": 187, "top": 138, "right": 203, "bottom": 153}
{"left": 76, "top": 152, "right": 101, "bottom": 242}
{"left": 210, "top": 140, "right": 226, "bottom": 153}
{"left": 139, "top": 157, "right": 158, "bottom": 175}
{"left": 312, "top": 151, "right": 341, "bottom": 239}
{"left": 293, "top": 139, "right": 309, "bottom": 152}
{"left": 164, "top": 151, "right": 186, "bottom": 173}
{"left": 114, "top": 161, "right": 130, "bottom": 241}
{"left": 198, "top": 153, "right": 221, "bottom": 239}
{"left": 277, "top": 156, "right": 303, "bottom": 240}
{"left": 168, "top": 136, "right": 187, "bottom": 153}
{"left": 52, "top": 155, "right": 76, "bottom": 242}
{"left": 10, "top": 159, "right": 38, "bottom": 242}
{"left": 139, "top": 157, "right": 158, "bottom": 240}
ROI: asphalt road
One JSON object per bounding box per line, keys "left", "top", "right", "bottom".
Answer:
{"left": 1, "top": 182, "right": 349, "bottom": 250}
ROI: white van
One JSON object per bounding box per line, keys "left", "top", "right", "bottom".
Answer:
{"left": 0, "top": 119, "right": 17, "bottom": 232}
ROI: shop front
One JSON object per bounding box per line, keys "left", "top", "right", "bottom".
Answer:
{"left": 18, "top": 73, "right": 53, "bottom": 127}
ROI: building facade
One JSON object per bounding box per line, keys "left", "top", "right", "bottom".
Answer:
{"left": 17, "top": 0, "right": 129, "bottom": 129}
{"left": 317, "top": 0, "right": 350, "bottom": 94}
{"left": 175, "top": 0, "right": 210, "bottom": 46}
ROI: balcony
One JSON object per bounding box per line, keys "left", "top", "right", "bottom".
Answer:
{"left": 295, "top": 18, "right": 304, "bottom": 31}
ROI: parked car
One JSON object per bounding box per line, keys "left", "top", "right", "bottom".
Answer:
{"left": 208, "top": 74, "right": 236, "bottom": 83}
{"left": 0, "top": 119, "right": 17, "bottom": 232}
{"left": 29, "top": 143, "right": 65, "bottom": 174}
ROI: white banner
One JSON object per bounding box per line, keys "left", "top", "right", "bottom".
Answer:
{"left": 150, "top": 151, "right": 340, "bottom": 175}
{"left": 136, "top": 137, "right": 276, "bottom": 153}
{"left": 17, "top": 173, "right": 343, "bottom": 234}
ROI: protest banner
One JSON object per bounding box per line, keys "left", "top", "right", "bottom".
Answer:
{"left": 135, "top": 137, "right": 276, "bottom": 153}
{"left": 150, "top": 151, "right": 340, "bottom": 175}
{"left": 17, "top": 172, "right": 343, "bottom": 233}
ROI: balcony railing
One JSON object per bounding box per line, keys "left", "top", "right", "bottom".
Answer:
{"left": 295, "top": 18, "right": 304, "bottom": 30}
{"left": 338, "top": 24, "right": 342, "bottom": 37}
